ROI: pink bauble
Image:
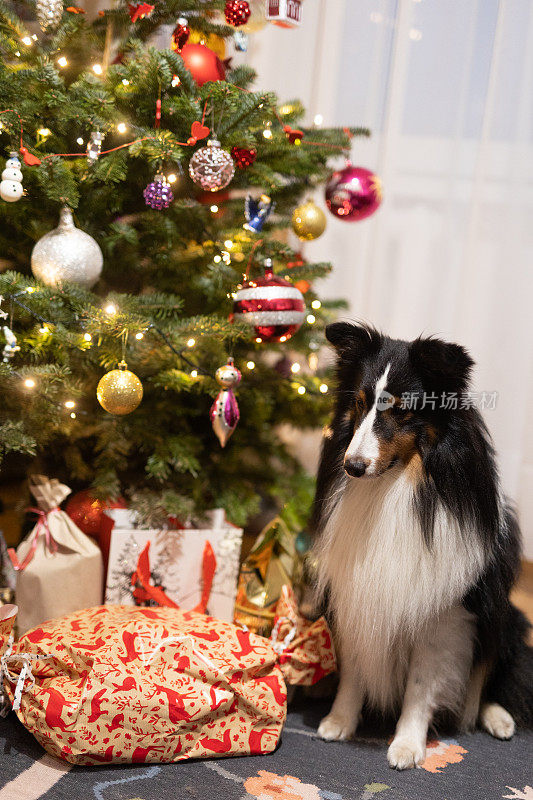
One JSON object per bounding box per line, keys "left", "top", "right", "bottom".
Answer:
{"left": 325, "top": 165, "right": 382, "bottom": 222}
{"left": 232, "top": 260, "right": 305, "bottom": 343}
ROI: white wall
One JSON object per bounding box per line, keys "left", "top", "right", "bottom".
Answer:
{"left": 248, "top": 0, "right": 533, "bottom": 557}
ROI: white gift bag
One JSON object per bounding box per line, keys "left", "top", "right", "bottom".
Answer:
{"left": 9, "top": 475, "right": 103, "bottom": 634}
{"left": 104, "top": 510, "right": 243, "bottom": 622}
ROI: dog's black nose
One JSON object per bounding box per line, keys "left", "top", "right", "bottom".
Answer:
{"left": 344, "top": 458, "right": 368, "bottom": 477}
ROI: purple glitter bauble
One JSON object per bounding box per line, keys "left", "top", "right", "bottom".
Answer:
{"left": 143, "top": 174, "right": 174, "bottom": 210}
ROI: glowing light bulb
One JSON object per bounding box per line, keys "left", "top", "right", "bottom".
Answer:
{"left": 210, "top": 205, "right": 219, "bottom": 213}
{"left": 104, "top": 303, "right": 116, "bottom": 315}
{"left": 213, "top": 255, "right": 221, "bottom": 263}
{"left": 57, "top": 56, "right": 68, "bottom": 67}
{"left": 191, "top": 369, "right": 198, "bottom": 378}
{"left": 70, "top": 412, "right": 76, "bottom": 419}
{"left": 306, "top": 314, "right": 316, "bottom": 324}
{"left": 319, "top": 383, "right": 328, "bottom": 393}
{"left": 14, "top": 51, "right": 20, "bottom": 57}
{"left": 167, "top": 173, "right": 177, "bottom": 183}
{"left": 76, "top": 137, "right": 84, "bottom": 145}
{"left": 187, "top": 338, "right": 195, "bottom": 347}
{"left": 314, "top": 114, "right": 323, "bottom": 126}
{"left": 24, "top": 378, "right": 35, "bottom": 389}
{"left": 92, "top": 63, "right": 103, "bottom": 75}
{"left": 22, "top": 36, "right": 32, "bottom": 46}
{"left": 279, "top": 335, "right": 287, "bottom": 343}
{"left": 246, "top": 361, "right": 255, "bottom": 370}
{"left": 311, "top": 299, "right": 321, "bottom": 309}
{"left": 255, "top": 337, "right": 263, "bottom": 343}
{"left": 38, "top": 128, "right": 51, "bottom": 138}
{"left": 64, "top": 400, "right": 75, "bottom": 409}
{"left": 117, "top": 122, "right": 127, "bottom": 134}
{"left": 172, "top": 76, "right": 180, "bottom": 87}
{"left": 32, "top": 34, "right": 38, "bottom": 40}
{"left": 224, "top": 240, "right": 233, "bottom": 249}
{"left": 291, "top": 362, "right": 301, "bottom": 373}
{"left": 26, "top": 287, "right": 36, "bottom": 293}
{"left": 83, "top": 332, "right": 92, "bottom": 342}
{"left": 262, "top": 128, "right": 273, "bottom": 140}
{"left": 39, "top": 325, "right": 49, "bottom": 334}
{"left": 297, "top": 385, "right": 306, "bottom": 395}
{"left": 135, "top": 332, "right": 144, "bottom": 340}
{"left": 122, "top": 78, "right": 130, "bottom": 86}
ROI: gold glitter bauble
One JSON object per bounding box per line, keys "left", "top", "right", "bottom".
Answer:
{"left": 291, "top": 199, "right": 327, "bottom": 241}
{"left": 96, "top": 361, "right": 143, "bottom": 415}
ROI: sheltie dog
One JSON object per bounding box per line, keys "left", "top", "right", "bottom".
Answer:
{"left": 312, "top": 322, "right": 533, "bottom": 769}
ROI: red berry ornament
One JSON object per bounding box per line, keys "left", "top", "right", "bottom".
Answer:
{"left": 232, "top": 259, "right": 305, "bottom": 343}
{"left": 231, "top": 146, "right": 257, "bottom": 169}
{"left": 225, "top": 0, "right": 251, "bottom": 27}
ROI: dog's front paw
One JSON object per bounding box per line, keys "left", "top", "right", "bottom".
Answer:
{"left": 480, "top": 703, "right": 515, "bottom": 740}
{"left": 387, "top": 736, "right": 426, "bottom": 770}
{"left": 317, "top": 712, "right": 357, "bottom": 742}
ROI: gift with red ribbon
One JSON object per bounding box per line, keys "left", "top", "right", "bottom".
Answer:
{"left": 0, "top": 585, "right": 336, "bottom": 765}
{"left": 8, "top": 476, "right": 103, "bottom": 634}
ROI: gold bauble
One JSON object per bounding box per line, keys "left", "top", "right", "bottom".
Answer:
{"left": 291, "top": 199, "right": 327, "bottom": 241}
{"left": 97, "top": 361, "right": 143, "bottom": 415}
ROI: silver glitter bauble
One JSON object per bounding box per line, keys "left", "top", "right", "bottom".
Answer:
{"left": 189, "top": 139, "right": 235, "bottom": 192}
{"left": 36, "top": 0, "right": 63, "bottom": 30}
{"left": 31, "top": 206, "right": 103, "bottom": 289}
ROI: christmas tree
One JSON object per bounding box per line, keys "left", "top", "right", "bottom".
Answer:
{"left": 0, "top": 0, "right": 369, "bottom": 527}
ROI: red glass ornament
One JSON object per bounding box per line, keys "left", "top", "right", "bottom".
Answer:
{"left": 225, "top": 0, "right": 251, "bottom": 26}
{"left": 171, "top": 19, "right": 190, "bottom": 53}
{"left": 65, "top": 490, "right": 127, "bottom": 539}
{"left": 325, "top": 164, "right": 382, "bottom": 222}
{"left": 231, "top": 146, "right": 257, "bottom": 169}
{"left": 232, "top": 261, "right": 305, "bottom": 343}
{"left": 180, "top": 43, "right": 226, "bottom": 86}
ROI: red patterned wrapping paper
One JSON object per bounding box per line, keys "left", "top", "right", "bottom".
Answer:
{"left": 0, "top": 587, "right": 335, "bottom": 765}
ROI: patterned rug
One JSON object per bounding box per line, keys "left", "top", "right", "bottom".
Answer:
{"left": 0, "top": 698, "right": 531, "bottom": 800}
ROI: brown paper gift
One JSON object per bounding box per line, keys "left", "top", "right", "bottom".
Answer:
{"left": 8, "top": 476, "right": 103, "bottom": 634}
{"left": 0, "top": 586, "right": 336, "bottom": 765}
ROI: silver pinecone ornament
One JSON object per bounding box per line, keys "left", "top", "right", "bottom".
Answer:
{"left": 31, "top": 206, "right": 103, "bottom": 289}
{"left": 36, "top": 0, "right": 63, "bottom": 31}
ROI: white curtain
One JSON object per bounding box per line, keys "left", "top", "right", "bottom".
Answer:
{"left": 249, "top": 0, "right": 533, "bottom": 556}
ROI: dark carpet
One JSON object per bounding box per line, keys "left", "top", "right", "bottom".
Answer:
{"left": 0, "top": 699, "right": 531, "bottom": 800}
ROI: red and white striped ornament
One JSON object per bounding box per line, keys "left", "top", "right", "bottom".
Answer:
{"left": 232, "top": 259, "right": 305, "bottom": 343}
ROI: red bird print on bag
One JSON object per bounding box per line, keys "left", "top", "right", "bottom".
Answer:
{"left": 118, "top": 630, "right": 143, "bottom": 665}
{"left": 112, "top": 676, "right": 137, "bottom": 693}
{"left": 132, "top": 744, "right": 165, "bottom": 762}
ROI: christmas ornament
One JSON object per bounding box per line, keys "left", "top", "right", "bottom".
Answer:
{"left": 171, "top": 17, "right": 190, "bottom": 53}
{"left": 231, "top": 146, "right": 256, "bottom": 169}
{"left": 65, "top": 490, "right": 127, "bottom": 538}
{"left": 232, "top": 259, "right": 305, "bottom": 343}
{"left": 325, "top": 164, "right": 382, "bottom": 222}
{"left": 86, "top": 130, "right": 104, "bottom": 165}
{"left": 0, "top": 152, "right": 23, "bottom": 203}
{"left": 143, "top": 173, "right": 174, "bottom": 210}
{"left": 210, "top": 357, "right": 241, "bottom": 447}
{"left": 283, "top": 125, "right": 304, "bottom": 145}
{"left": 2, "top": 326, "right": 20, "bottom": 362}
{"left": 265, "top": 0, "right": 302, "bottom": 27}
{"left": 19, "top": 146, "right": 41, "bottom": 167}
{"left": 189, "top": 139, "right": 235, "bottom": 192}
{"left": 128, "top": 2, "right": 153, "bottom": 21}
{"left": 187, "top": 120, "right": 210, "bottom": 145}
{"left": 225, "top": 0, "right": 251, "bottom": 26}
{"left": 31, "top": 206, "right": 103, "bottom": 288}
{"left": 36, "top": 0, "right": 63, "bottom": 30}
{"left": 244, "top": 193, "right": 274, "bottom": 233}
{"left": 188, "top": 30, "right": 226, "bottom": 60}
{"left": 233, "top": 30, "right": 248, "bottom": 51}
{"left": 180, "top": 43, "right": 226, "bottom": 86}
{"left": 97, "top": 360, "right": 143, "bottom": 415}
{"left": 291, "top": 199, "right": 326, "bottom": 240}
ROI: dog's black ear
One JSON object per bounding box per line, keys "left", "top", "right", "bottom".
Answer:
{"left": 409, "top": 337, "right": 474, "bottom": 394}
{"left": 325, "top": 322, "right": 380, "bottom": 354}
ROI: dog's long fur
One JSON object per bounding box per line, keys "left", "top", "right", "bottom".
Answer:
{"left": 312, "top": 322, "right": 533, "bottom": 769}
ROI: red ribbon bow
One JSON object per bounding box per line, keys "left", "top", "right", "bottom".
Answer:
{"left": 8, "top": 507, "right": 60, "bottom": 571}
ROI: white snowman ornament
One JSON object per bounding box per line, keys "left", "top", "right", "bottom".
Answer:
{"left": 0, "top": 152, "right": 24, "bottom": 202}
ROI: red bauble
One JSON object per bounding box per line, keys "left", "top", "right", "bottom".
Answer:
{"left": 65, "top": 490, "right": 127, "bottom": 538}
{"left": 232, "top": 261, "right": 305, "bottom": 343}
{"left": 225, "top": 0, "right": 251, "bottom": 26}
{"left": 231, "top": 146, "right": 257, "bottom": 169}
{"left": 325, "top": 164, "right": 382, "bottom": 222}
{"left": 180, "top": 43, "right": 226, "bottom": 86}
{"left": 171, "top": 19, "right": 190, "bottom": 53}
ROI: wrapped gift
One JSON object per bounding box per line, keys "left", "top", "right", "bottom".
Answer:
{"left": 234, "top": 516, "right": 297, "bottom": 636}
{"left": 105, "top": 510, "right": 242, "bottom": 622}
{"left": 0, "top": 586, "right": 336, "bottom": 765}
{"left": 8, "top": 476, "right": 103, "bottom": 634}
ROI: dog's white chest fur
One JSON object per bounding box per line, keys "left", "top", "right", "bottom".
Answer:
{"left": 315, "top": 467, "right": 486, "bottom": 710}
